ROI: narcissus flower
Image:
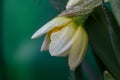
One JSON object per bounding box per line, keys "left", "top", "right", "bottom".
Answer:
{"left": 31, "top": 16, "right": 88, "bottom": 70}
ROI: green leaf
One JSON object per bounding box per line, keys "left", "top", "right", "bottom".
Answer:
{"left": 104, "top": 71, "right": 115, "bottom": 80}
{"left": 84, "top": 6, "right": 120, "bottom": 80}
{"left": 100, "top": 1, "right": 120, "bottom": 68}
{"left": 110, "top": 0, "right": 120, "bottom": 26}
{"left": 81, "top": 60, "right": 101, "bottom": 80}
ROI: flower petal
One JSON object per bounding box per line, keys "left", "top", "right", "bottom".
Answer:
{"left": 49, "top": 22, "right": 77, "bottom": 56}
{"left": 68, "top": 26, "right": 88, "bottom": 70}
{"left": 41, "top": 34, "right": 50, "bottom": 51}
{"left": 66, "top": 0, "right": 82, "bottom": 9}
{"left": 31, "top": 17, "right": 72, "bottom": 39}
{"left": 59, "top": 0, "right": 102, "bottom": 16}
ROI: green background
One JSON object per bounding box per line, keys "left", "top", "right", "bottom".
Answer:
{"left": 1, "top": 0, "right": 100, "bottom": 80}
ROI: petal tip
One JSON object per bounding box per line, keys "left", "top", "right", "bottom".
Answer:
{"left": 40, "top": 48, "right": 43, "bottom": 52}
{"left": 31, "top": 33, "right": 38, "bottom": 39}
{"left": 31, "top": 34, "right": 35, "bottom": 39}
{"left": 31, "top": 31, "right": 42, "bottom": 39}
{"left": 50, "top": 53, "right": 55, "bottom": 56}
{"left": 70, "top": 67, "right": 75, "bottom": 71}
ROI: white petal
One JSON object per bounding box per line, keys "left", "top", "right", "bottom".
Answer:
{"left": 68, "top": 26, "right": 88, "bottom": 70}
{"left": 66, "top": 0, "right": 107, "bottom": 10}
{"left": 60, "top": 0, "right": 102, "bottom": 16}
{"left": 49, "top": 22, "right": 77, "bottom": 56}
{"left": 66, "top": 0, "right": 82, "bottom": 9}
{"left": 41, "top": 34, "right": 50, "bottom": 51}
{"left": 31, "top": 17, "right": 72, "bottom": 39}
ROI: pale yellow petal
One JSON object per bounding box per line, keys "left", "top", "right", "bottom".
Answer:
{"left": 68, "top": 26, "right": 88, "bottom": 70}
{"left": 49, "top": 22, "right": 77, "bottom": 56}
{"left": 41, "top": 34, "right": 50, "bottom": 51}
{"left": 31, "top": 17, "right": 72, "bottom": 39}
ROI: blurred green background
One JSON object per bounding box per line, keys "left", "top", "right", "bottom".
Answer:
{"left": 1, "top": 0, "right": 100, "bottom": 80}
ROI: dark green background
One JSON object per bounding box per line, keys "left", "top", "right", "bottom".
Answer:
{"left": 1, "top": 0, "right": 100, "bottom": 80}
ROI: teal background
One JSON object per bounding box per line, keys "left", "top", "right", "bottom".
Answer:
{"left": 2, "top": 0, "right": 69, "bottom": 80}
{"left": 1, "top": 0, "right": 100, "bottom": 80}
